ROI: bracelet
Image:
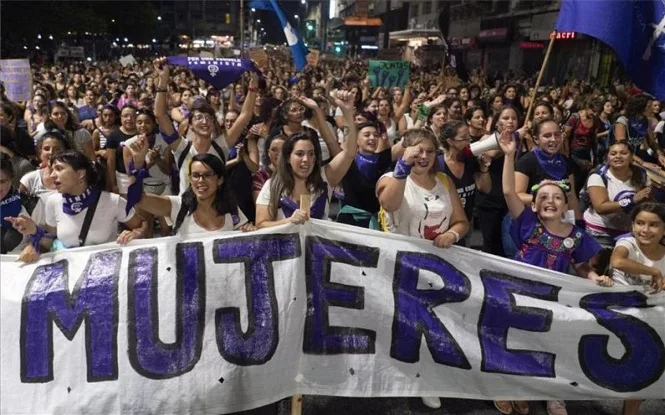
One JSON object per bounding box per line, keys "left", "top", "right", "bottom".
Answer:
{"left": 445, "top": 230, "right": 460, "bottom": 243}
{"left": 29, "top": 226, "right": 55, "bottom": 254}
{"left": 393, "top": 158, "right": 413, "bottom": 179}
{"left": 248, "top": 87, "right": 258, "bottom": 92}
{"left": 155, "top": 87, "right": 167, "bottom": 93}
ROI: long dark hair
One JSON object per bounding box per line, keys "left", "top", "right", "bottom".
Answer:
{"left": 181, "top": 153, "right": 237, "bottom": 217}
{"left": 44, "top": 101, "right": 81, "bottom": 132}
{"left": 606, "top": 141, "right": 646, "bottom": 189}
{"left": 440, "top": 120, "right": 466, "bottom": 150}
{"left": 631, "top": 202, "right": 665, "bottom": 224}
{"left": 50, "top": 150, "right": 106, "bottom": 190}
{"left": 490, "top": 105, "right": 522, "bottom": 133}
{"left": 37, "top": 130, "right": 72, "bottom": 158}
{"left": 268, "top": 130, "right": 326, "bottom": 219}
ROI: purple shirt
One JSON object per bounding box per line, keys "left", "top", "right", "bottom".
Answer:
{"left": 510, "top": 208, "right": 600, "bottom": 273}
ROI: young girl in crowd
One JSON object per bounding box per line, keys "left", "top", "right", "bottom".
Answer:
{"left": 106, "top": 104, "right": 138, "bottom": 195}
{"left": 91, "top": 104, "right": 119, "bottom": 160}
{"left": 609, "top": 202, "right": 665, "bottom": 415}
{"left": 499, "top": 127, "right": 612, "bottom": 415}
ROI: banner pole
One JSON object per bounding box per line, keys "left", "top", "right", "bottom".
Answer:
{"left": 525, "top": 32, "right": 556, "bottom": 122}
{"left": 289, "top": 194, "right": 311, "bottom": 415}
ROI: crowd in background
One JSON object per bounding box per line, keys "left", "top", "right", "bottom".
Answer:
{"left": 1, "top": 53, "right": 664, "bottom": 415}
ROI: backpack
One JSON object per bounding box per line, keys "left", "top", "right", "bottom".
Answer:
{"left": 173, "top": 139, "right": 226, "bottom": 194}
{"left": 578, "top": 165, "right": 609, "bottom": 213}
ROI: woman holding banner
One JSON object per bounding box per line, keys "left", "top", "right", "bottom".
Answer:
{"left": 255, "top": 90, "right": 357, "bottom": 228}
{"left": 6, "top": 150, "right": 144, "bottom": 262}
{"left": 125, "top": 137, "right": 253, "bottom": 236}
{"left": 376, "top": 127, "right": 469, "bottom": 409}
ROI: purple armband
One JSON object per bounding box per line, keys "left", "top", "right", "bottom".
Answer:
{"left": 618, "top": 194, "right": 635, "bottom": 212}
{"left": 159, "top": 129, "right": 179, "bottom": 145}
{"left": 29, "top": 226, "right": 55, "bottom": 254}
{"left": 393, "top": 158, "right": 413, "bottom": 179}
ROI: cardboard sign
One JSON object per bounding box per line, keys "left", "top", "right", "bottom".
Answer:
{"left": 248, "top": 48, "right": 268, "bottom": 70}
{"left": 0, "top": 59, "right": 32, "bottom": 101}
{"left": 306, "top": 49, "right": 320, "bottom": 67}
{"left": 119, "top": 54, "right": 138, "bottom": 67}
{"left": 368, "top": 60, "right": 410, "bottom": 88}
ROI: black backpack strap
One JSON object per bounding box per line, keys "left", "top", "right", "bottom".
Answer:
{"left": 210, "top": 139, "right": 227, "bottom": 162}
{"left": 78, "top": 191, "right": 101, "bottom": 247}
{"left": 171, "top": 203, "right": 189, "bottom": 236}
{"left": 177, "top": 141, "right": 192, "bottom": 169}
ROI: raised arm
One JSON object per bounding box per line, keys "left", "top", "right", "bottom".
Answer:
{"left": 124, "top": 134, "right": 172, "bottom": 218}
{"left": 376, "top": 146, "right": 421, "bottom": 212}
{"left": 153, "top": 59, "right": 181, "bottom": 149}
{"left": 499, "top": 130, "right": 525, "bottom": 219}
{"left": 323, "top": 90, "right": 357, "bottom": 187}
{"left": 299, "top": 95, "right": 342, "bottom": 158}
{"left": 225, "top": 73, "right": 259, "bottom": 148}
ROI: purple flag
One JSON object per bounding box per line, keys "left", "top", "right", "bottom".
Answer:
{"left": 165, "top": 57, "right": 260, "bottom": 90}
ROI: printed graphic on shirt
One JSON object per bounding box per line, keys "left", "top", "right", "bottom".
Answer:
{"left": 418, "top": 194, "right": 448, "bottom": 240}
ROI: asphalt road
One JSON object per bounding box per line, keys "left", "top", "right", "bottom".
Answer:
{"left": 239, "top": 396, "right": 665, "bottom": 415}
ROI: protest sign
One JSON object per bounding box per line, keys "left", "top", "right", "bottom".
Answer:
{"left": 306, "top": 49, "right": 320, "bottom": 67}
{"left": 368, "top": 60, "right": 410, "bottom": 88}
{"left": 1, "top": 221, "right": 664, "bottom": 414}
{"left": 0, "top": 59, "right": 32, "bottom": 101}
{"left": 119, "top": 54, "right": 138, "bottom": 67}
{"left": 249, "top": 48, "right": 269, "bottom": 71}
{"left": 56, "top": 46, "right": 84, "bottom": 59}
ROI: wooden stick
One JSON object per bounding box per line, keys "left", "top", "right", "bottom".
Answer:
{"left": 524, "top": 32, "right": 557, "bottom": 123}
{"left": 300, "top": 194, "right": 311, "bottom": 214}
{"left": 289, "top": 193, "right": 310, "bottom": 415}
{"left": 291, "top": 394, "right": 303, "bottom": 415}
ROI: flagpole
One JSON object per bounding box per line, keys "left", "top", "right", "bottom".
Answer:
{"left": 525, "top": 31, "right": 556, "bottom": 122}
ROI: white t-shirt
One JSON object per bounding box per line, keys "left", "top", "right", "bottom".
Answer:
{"left": 45, "top": 191, "right": 135, "bottom": 248}
{"left": 380, "top": 172, "right": 453, "bottom": 240}
{"left": 301, "top": 119, "right": 334, "bottom": 162}
{"left": 583, "top": 169, "right": 642, "bottom": 232}
{"left": 20, "top": 169, "right": 57, "bottom": 225}
{"left": 612, "top": 236, "right": 665, "bottom": 286}
{"left": 172, "top": 136, "right": 230, "bottom": 195}
{"left": 255, "top": 171, "right": 332, "bottom": 221}
{"left": 167, "top": 196, "right": 248, "bottom": 236}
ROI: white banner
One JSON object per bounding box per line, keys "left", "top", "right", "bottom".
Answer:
{"left": 1, "top": 221, "right": 664, "bottom": 414}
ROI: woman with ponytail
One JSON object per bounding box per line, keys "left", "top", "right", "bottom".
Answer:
{"left": 6, "top": 150, "right": 144, "bottom": 262}
{"left": 125, "top": 137, "right": 254, "bottom": 236}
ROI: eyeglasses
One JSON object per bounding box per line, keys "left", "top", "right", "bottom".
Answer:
{"left": 192, "top": 113, "right": 214, "bottom": 122}
{"left": 190, "top": 172, "right": 216, "bottom": 181}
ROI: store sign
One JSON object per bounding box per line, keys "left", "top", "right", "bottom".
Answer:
{"left": 520, "top": 41, "right": 545, "bottom": 50}
{"left": 551, "top": 31, "right": 576, "bottom": 40}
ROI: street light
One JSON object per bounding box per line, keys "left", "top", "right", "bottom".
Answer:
{"left": 37, "top": 34, "right": 41, "bottom": 39}
{"left": 157, "top": 16, "right": 162, "bottom": 21}
{"left": 301, "top": 0, "right": 306, "bottom": 4}
{"left": 256, "top": 19, "right": 261, "bottom": 23}
{"left": 124, "top": 37, "right": 128, "bottom": 42}
{"left": 251, "top": 8, "right": 255, "bottom": 12}
{"left": 48, "top": 35, "right": 53, "bottom": 40}
{"left": 152, "top": 38, "right": 157, "bottom": 43}
{"left": 111, "top": 19, "right": 115, "bottom": 23}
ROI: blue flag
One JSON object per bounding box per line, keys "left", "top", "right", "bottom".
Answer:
{"left": 249, "top": 0, "right": 309, "bottom": 71}
{"left": 555, "top": 0, "right": 665, "bottom": 100}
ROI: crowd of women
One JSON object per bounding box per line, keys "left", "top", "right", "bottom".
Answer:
{"left": 1, "top": 55, "right": 664, "bottom": 415}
